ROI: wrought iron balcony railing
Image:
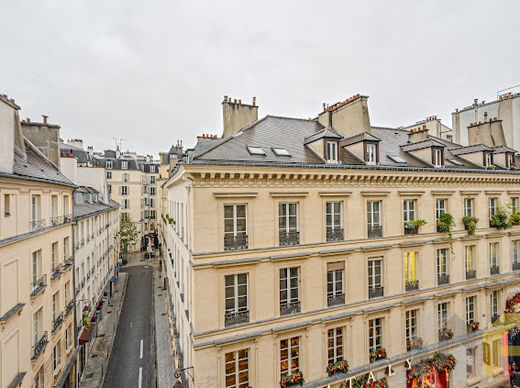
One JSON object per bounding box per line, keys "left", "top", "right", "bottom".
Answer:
{"left": 437, "top": 274, "right": 450, "bottom": 285}
{"left": 513, "top": 262, "right": 520, "bottom": 271}
{"left": 224, "top": 310, "right": 249, "bottom": 326}
{"left": 326, "top": 228, "right": 344, "bottom": 242}
{"left": 32, "top": 332, "right": 48, "bottom": 360}
{"left": 367, "top": 225, "right": 383, "bottom": 238}
{"left": 369, "top": 286, "right": 384, "bottom": 299}
{"left": 465, "top": 270, "right": 476, "bottom": 280}
{"left": 490, "top": 265, "right": 500, "bottom": 275}
{"left": 224, "top": 235, "right": 248, "bottom": 251}
{"left": 31, "top": 219, "right": 46, "bottom": 231}
{"left": 51, "top": 264, "right": 62, "bottom": 280}
{"left": 52, "top": 313, "right": 64, "bottom": 333}
{"left": 65, "top": 300, "right": 74, "bottom": 316}
{"left": 31, "top": 275, "right": 47, "bottom": 297}
{"left": 405, "top": 280, "right": 419, "bottom": 291}
{"left": 327, "top": 293, "right": 345, "bottom": 306}
{"left": 279, "top": 231, "right": 300, "bottom": 246}
{"left": 404, "top": 224, "right": 417, "bottom": 235}
{"left": 280, "top": 301, "right": 301, "bottom": 316}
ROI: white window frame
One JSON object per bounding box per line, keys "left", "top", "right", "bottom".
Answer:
{"left": 405, "top": 309, "right": 418, "bottom": 343}
{"left": 488, "top": 197, "right": 498, "bottom": 218}
{"left": 327, "top": 327, "right": 344, "bottom": 364}
{"left": 489, "top": 242, "right": 499, "bottom": 267}
{"left": 368, "top": 258, "right": 383, "bottom": 291}
{"left": 465, "top": 245, "right": 476, "bottom": 272}
{"left": 485, "top": 152, "right": 493, "bottom": 167}
{"left": 326, "top": 201, "right": 342, "bottom": 231}
{"left": 433, "top": 148, "right": 443, "bottom": 167}
{"left": 437, "top": 302, "right": 449, "bottom": 330}
{"left": 280, "top": 336, "right": 300, "bottom": 377}
{"left": 437, "top": 248, "right": 449, "bottom": 278}
{"left": 464, "top": 198, "right": 474, "bottom": 217}
{"left": 224, "top": 274, "right": 248, "bottom": 316}
{"left": 366, "top": 143, "right": 377, "bottom": 164}
{"left": 224, "top": 204, "right": 247, "bottom": 238}
{"left": 403, "top": 199, "right": 416, "bottom": 223}
{"left": 326, "top": 141, "right": 338, "bottom": 163}
{"left": 368, "top": 317, "right": 383, "bottom": 352}
{"left": 327, "top": 266, "right": 344, "bottom": 299}
{"left": 279, "top": 203, "right": 299, "bottom": 236}
{"left": 225, "top": 349, "right": 249, "bottom": 388}
{"left": 121, "top": 160, "right": 128, "bottom": 169}
{"left": 466, "top": 296, "right": 475, "bottom": 325}
{"left": 105, "top": 160, "right": 112, "bottom": 169}
{"left": 279, "top": 267, "right": 300, "bottom": 306}
{"left": 435, "top": 198, "right": 447, "bottom": 220}
{"left": 367, "top": 200, "right": 382, "bottom": 227}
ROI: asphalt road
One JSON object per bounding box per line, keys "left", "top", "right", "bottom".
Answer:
{"left": 104, "top": 264, "right": 155, "bottom": 388}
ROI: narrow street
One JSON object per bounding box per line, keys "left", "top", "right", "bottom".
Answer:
{"left": 103, "top": 258, "right": 155, "bottom": 388}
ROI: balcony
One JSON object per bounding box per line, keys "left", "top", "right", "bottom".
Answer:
{"left": 514, "top": 262, "right": 520, "bottom": 271}
{"left": 327, "top": 293, "right": 345, "bottom": 306}
{"left": 63, "top": 214, "right": 72, "bottom": 223}
{"left": 438, "top": 327, "right": 453, "bottom": 342}
{"left": 31, "top": 275, "right": 47, "bottom": 297}
{"left": 405, "top": 280, "right": 419, "bottom": 291}
{"left": 74, "top": 242, "right": 80, "bottom": 251}
{"left": 51, "top": 264, "right": 62, "bottom": 280}
{"left": 465, "top": 270, "right": 476, "bottom": 280}
{"left": 32, "top": 332, "right": 48, "bottom": 360}
{"left": 326, "top": 228, "right": 344, "bottom": 242}
{"left": 31, "top": 219, "right": 46, "bottom": 231}
{"left": 369, "top": 287, "right": 384, "bottom": 299}
{"left": 279, "top": 231, "right": 300, "bottom": 246}
{"left": 280, "top": 301, "right": 301, "bottom": 316}
{"left": 50, "top": 216, "right": 61, "bottom": 226}
{"left": 65, "top": 300, "right": 74, "bottom": 316}
{"left": 224, "top": 310, "right": 249, "bottom": 326}
{"left": 367, "top": 225, "right": 382, "bottom": 238}
{"left": 491, "top": 314, "right": 500, "bottom": 324}
{"left": 437, "top": 274, "right": 449, "bottom": 285}
{"left": 52, "top": 313, "right": 64, "bottom": 333}
{"left": 224, "top": 235, "right": 248, "bottom": 251}
{"left": 490, "top": 265, "right": 500, "bottom": 275}
{"left": 404, "top": 224, "right": 417, "bottom": 235}
{"left": 62, "top": 257, "right": 73, "bottom": 271}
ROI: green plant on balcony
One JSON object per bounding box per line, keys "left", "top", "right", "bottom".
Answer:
{"left": 165, "top": 213, "right": 176, "bottom": 225}
{"left": 437, "top": 213, "right": 455, "bottom": 236}
{"left": 462, "top": 216, "right": 479, "bottom": 236}
{"left": 490, "top": 206, "right": 511, "bottom": 230}
{"left": 280, "top": 371, "right": 304, "bottom": 387}
{"left": 406, "top": 219, "right": 427, "bottom": 234}
{"left": 369, "top": 347, "right": 387, "bottom": 362}
{"left": 326, "top": 359, "right": 349, "bottom": 376}
{"left": 510, "top": 213, "right": 520, "bottom": 226}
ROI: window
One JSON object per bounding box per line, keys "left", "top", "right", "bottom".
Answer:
{"left": 367, "top": 200, "right": 382, "bottom": 237}
{"left": 151, "top": 176, "right": 156, "bottom": 184}
{"left": 121, "top": 160, "right": 128, "bottom": 169}
{"left": 368, "top": 258, "right": 383, "bottom": 298}
{"left": 513, "top": 197, "right": 519, "bottom": 214}
{"left": 150, "top": 165, "right": 156, "bottom": 173}
{"left": 484, "top": 152, "right": 493, "bottom": 167}
{"left": 273, "top": 148, "right": 291, "bottom": 157}
{"left": 388, "top": 155, "right": 407, "bottom": 163}
{"left": 3, "top": 194, "right": 11, "bottom": 217}
{"left": 433, "top": 147, "right": 444, "bottom": 167}
{"left": 246, "top": 146, "right": 266, "bottom": 156}
{"left": 51, "top": 242, "right": 59, "bottom": 271}
{"left": 404, "top": 252, "right": 417, "bottom": 289}
{"left": 106, "top": 160, "right": 113, "bottom": 169}
{"left": 280, "top": 337, "right": 300, "bottom": 378}
{"left": 327, "top": 262, "right": 344, "bottom": 306}
{"left": 224, "top": 205, "right": 247, "bottom": 250}
{"left": 403, "top": 199, "right": 416, "bottom": 223}
{"left": 34, "top": 366, "right": 44, "bottom": 388}
{"left": 464, "top": 198, "right": 474, "bottom": 217}
{"left": 437, "top": 302, "right": 449, "bottom": 330}
{"left": 507, "top": 153, "right": 514, "bottom": 169}
{"left": 465, "top": 245, "right": 476, "bottom": 277}
{"left": 492, "top": 339, "right": 500, "bottom": 367}
{"left": 279, "top": 203, "right": 299, "bottom": 245}
{"left": 466, "top": 296, "right": 476, "bottom": 325}
{"left": 489, "top": 242, "right": 499, "bottom": 271}
{"left": 32, "top": 250, "right": 42, "bottom": 290}
{"left": 106, "top": 171, "right": 112, "bottom": 179}
{"left": 33, "top": 308, "right": 43, "bottom": 347}
{"left": 150, "top": 187, "right": 156, "bottom": 195}
{"left": 64, "top": 237, "right": 69, "bottom": 260}
{"left": 107, "top": 184, "right": 112, "bottom": 193}
{"left": 53, "top": 340, "right": 61, "bottom": 370}
{"left": 327, "top": 327, "right": 344, "bottom": 365}
{"left": 435, "top": 198, "right": 447, "bottom": 220}
{"left": 123, "top": 199, "right": 130, "bottom": 209}
{"left": 326, "top": 141, "right": 338, "bottom": 163}
{"left": 280, "top": 267, "right": 300, "bottom": 315}
{"left": 405, "top": 309, "right": 418, "bottom": 344}
{"left": 225, "top": 349, "right": 249, "bottom": 388}
{"left": 224, "top": 274, "right": 248, "bottom": 326}
{"left": 52, "top": 292, "right": 59, "bottom": 321}
{"left": 488, "top": 197, "right": 498, "bottom": 218}
{"left": 366, "top": 143, "right": 377, "bottom": 164}
{"left": 326, "top": 201, "right": 343, "bottom": 241}
{"left": 467, "top": 348, "right": 476, "bottom": 379}
{"left": 31, "top": 194, "right": 42, "bottom": 228}
{"left": 66, "top": 325, "right": 72, "bottom": 349}
{"left": 490, "top": 290, "right": 499, "bottom": 321}
{"left": 513, "top": 240, "right": 520, "bottom": 267}
{"left": 368, "top": 318, "right": 383, "bottom": 352}
{"left": 121, "top": 186, "right": 129, "bottom": 196}
{"left": 437, "top": 248, "right": 449, "bottom": 284}
{"left": 123, "top": 172, "right": 129, "bottom": 182}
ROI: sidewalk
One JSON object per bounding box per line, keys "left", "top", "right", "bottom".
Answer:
{"left": 79, "top": 272, "right": 128, "bottom": 388}
{"left": 154, "top": 261, "right": 177, "bottom": 388}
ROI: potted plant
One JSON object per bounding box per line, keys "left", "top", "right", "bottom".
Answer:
{"left": 369, "top": 347, "right": 387, "bottom": 362}
{"left": 406, "top": 336, "right": 424, "bottom": 351}
{"left": 468, "top": 321, "right": 479, "bottom": 333}
{"left": 437, "top": 213, "right": 455, "bottom": 236}
{"left": 462, "top": 216, "right": 479, "bottom": 235}
{"left": 490, "top": 206, "right": 511, "bottom": 230}
{"left": 326, "top": 359, "right": 349, "bottom": 376}
{"left": 511, "top": 213, "right": 520, "bottom": 226}
{"left": 438, "top": 327, "right": 453, "bottom": 341}
{"left": 280, "top": 371, "right": 304, "bottom": 387}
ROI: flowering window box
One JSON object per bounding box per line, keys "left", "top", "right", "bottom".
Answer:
{"left": 406, "top": 337, "right": 423, "bottom": 351}
{"left": 326, "top": 360, "right": 349, "bottom": 376}
{"left": 467, "top": 321, "right": 479, "bottom": 333}
{"left": 438, "top": 328, "right": 453, "bottom": 341}
{"left": 369, "top": 347, "right": 386, "bottom": 363}
{"left": 280, "top": 371, "right": 304, "bottom": 387}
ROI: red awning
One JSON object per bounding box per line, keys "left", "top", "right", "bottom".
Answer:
{"left": 79, "top": 326, "right": 94, "bottom": 345}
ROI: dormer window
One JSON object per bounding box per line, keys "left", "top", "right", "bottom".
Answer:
{"left": 326, "top": 141, "right": 338, "bottom": 163}
{"left": 433, "top": 148, "right": 444, "bottom": 167}
{"left": 106, "top": 160, "right": 112, "bottom": 169}
{"left": 484, "top": 152, "right": 493, "bottom": 167}
{"left": 121, "top": 160, "right": 128, "bottom": 169}
{"left": 506, "top": 153, "right": 514, "bottom": 169}
{"left": 365, "top": 143, "right": 378, "bottom": 165}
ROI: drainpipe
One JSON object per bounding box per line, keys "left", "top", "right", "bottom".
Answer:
{"left": 72, "top": 217, "right": 79, "bottom": 386}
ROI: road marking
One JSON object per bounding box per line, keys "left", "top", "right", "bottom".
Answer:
{"left": 138, "top": 367, "right": 143, "bottom": 388}
{"left": 140, "top": 339, "right": 143, "bottom": 359}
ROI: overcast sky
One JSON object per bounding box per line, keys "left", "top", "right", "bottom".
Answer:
{"left": 1, "top": 0, "right": 519, "bottom": 157}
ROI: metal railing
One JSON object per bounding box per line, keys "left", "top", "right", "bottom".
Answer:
{"left": 367, "top": 225, "right": 383, "bottom": 238}
{"left": 65, "top": 300, "right": 74, "bottom": 315}
{"left": 404, "top": 224, "right": 417, "bottom": 235}
{"left": 224, "top": 235, "right": 248, "bottom": 251}
{"left": 224, "top": 310, "right": 249, "bottom": 326}
{"left": 51, "top": 264, "right": 62, "bottom": 280}
{"left": 32, "top": 332, "right": 48, "bottom": 360}
{"left": 369, "top": 287, "right": 384, "bottom": 299}
{"left": 279, "top": 231, "right": 300, "bottom": 246}
{"left": 490, "top": 265, "right": 500, "bottom": 275}
{"left": 437, "top": 274, "right": 450, "bottom": 285}
{"left": 466, "top": 270, "right": 476, "bottom": 280}
{"left": 405, "top": 280, "right": 419, "bottom": 291}
{"left": 326, "top": 228, "right": 344, "bottom": 242}
{"left": 52, "top": 313, "right": 64, "bottom": 333}
{"left": 327, "top": 293, "right": 345, "bottom": 306}
{"left": 280, "top": 301, "right": 301, "bottom": 316}
{"left": 31, "top": 219, "right": 46, "bottom": 231}
{"left": 31, "top": 275, "right": 47, "bottom": 297}
{"left": 513, "top": 262, "right": 520, "bottom": 271}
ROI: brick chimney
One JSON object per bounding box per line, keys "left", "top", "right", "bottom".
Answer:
{"left": 318, "top": 94, "right": 371, "bottom": 138}
{"left": 21, "top": 118, "right": 61, "bottom": 167}
{"left": 222, "top": 96, "right": 259, "bottom": 138}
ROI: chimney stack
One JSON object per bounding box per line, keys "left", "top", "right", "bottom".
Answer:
{"left": 221, "top": 96, "right": 259, "bottom": 138}
{"left": 42, "top": 115, "right": 48, "bottom": 124}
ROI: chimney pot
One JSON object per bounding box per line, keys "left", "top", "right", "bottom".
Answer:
{"left": 42, "top": 115, "right": 48, "bottom": 124}
{"left": 252, "top": 97, "right": 256, "bottom": 106}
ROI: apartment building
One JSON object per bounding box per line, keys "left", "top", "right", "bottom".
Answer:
{"left": 142, "top": 161, "right": 159, "bottom": 249}
{"left": 158, "top": 142, "right": 184, "bottom": 230}
{"left": 160, "top": 95, "right": 520, "bottom": 387}
{"left": 0, "top": 96, "right": 77, "bottom": 388}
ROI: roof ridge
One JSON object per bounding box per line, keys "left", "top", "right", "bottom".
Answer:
{"left": 266, "top": 114, "right": 319, "bottom": 123}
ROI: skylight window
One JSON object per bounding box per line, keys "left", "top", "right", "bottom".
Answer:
{"left": 447, "top": 159, "right": 463, "bottom": 166}
{"left": 272, "top": 148, "right": 291, "bottom": 157}
{"left": 388, "top": 155, "right": 407, "bottom": 163}
{"left": 246, "top": 146, "right": 266, "bottom": 156}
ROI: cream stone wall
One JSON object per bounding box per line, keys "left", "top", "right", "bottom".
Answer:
{"left": 0, "top": 177, "right": 75, "bottom": 388}
{"left": 161, "top": 164, "right": 520, "bottom": 387}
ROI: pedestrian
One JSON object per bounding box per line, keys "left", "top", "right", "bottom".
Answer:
{"left": 513, "top": 369, "right": 520, "bottom": 388}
